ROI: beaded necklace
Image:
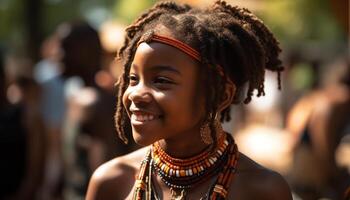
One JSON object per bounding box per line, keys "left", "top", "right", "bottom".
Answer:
{"left": 152, "top": 133, "right": 228, "bottom": 189}
{"left": 132, "top": 132, "right": 239, "bottom": 200}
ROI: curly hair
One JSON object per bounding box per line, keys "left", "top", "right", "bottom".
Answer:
{"left": 115, "top": 0, "right": 283, "bottom": 144}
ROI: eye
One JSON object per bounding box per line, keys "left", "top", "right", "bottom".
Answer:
{"left": 154, "top": 77, "right": 173, "bottom": 85}
{"left": 128, "top": 74, "right": 138, "bottom": 86}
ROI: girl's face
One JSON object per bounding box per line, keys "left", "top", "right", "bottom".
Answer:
{"left": 122, "top": 40, "right": 206, "bottom": 146}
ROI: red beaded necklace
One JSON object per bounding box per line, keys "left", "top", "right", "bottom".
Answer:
{"left": 132, "top": 132, "right": 239, "bottom": 200}
{"left": 152, "top": 133, "right": 229, "bottom": 189}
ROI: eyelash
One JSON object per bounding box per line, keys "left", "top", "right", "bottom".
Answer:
{"left": 128, "top": 74, "right": 137, "bottom": 81}
{"left": 128, "top": 75, "right": 174, "bottom": 86}
{"left": 154, "top": 77, "right": 173, "bottom": 84}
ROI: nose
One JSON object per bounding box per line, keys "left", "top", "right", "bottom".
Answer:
{"left": 128, "top": 84, "right": 152, "bottom": 104}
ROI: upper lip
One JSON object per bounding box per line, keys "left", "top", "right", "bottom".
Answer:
{"left": 129, "top": 107, "right": 160, "bottom": 116}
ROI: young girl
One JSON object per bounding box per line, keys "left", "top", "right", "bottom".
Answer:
{"left": 86, "top": 1, "right": 293, "bottom": 199}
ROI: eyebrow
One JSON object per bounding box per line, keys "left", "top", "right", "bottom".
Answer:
{"left": 132, "top": 64, "right": 181, "bottom": 75}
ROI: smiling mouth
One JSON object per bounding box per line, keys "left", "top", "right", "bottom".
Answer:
{"left": 130, "top": 112, "right": 161, "bottom": 123}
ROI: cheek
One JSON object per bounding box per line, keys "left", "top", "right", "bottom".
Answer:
{"left": 160, "top": 89, "right": 204, "bottom": 124}
{"left": 122, "top": 88, "right": 131, "bottom": 110}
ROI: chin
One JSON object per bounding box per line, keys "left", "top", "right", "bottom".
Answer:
{"left": 132, "top": 131, "right": 157, "bottom": 146}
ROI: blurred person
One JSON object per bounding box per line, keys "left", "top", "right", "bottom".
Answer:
{"left": 33, "top": 33, "right": 66, "bottom": 200}
{"left": 286, "top": 58, "right": 350, "bottom": 199}
{"left": 54, "top": 21, "right": 136, "bottom": 199}
{"left": 0, "top": 49, "right": 47, "bottom": 199}
{"left": 87, "top": 1, "right": 292, "bottom": 199}
{"left": 88, "top": 63, "right": 138, "bottom": 161}
{"left": 97, "top": 20, "right": 139, "bottom": 160}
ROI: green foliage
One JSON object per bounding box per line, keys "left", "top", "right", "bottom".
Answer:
{"left": 112, "top": 0, "right": 156, "bottom": 23}
{"left": 260, "top": 0, "right": 345, "bottom": 46}
{"left": 0, "top": 0, "right": 115, "bottom": 53}
{"left": 0, "top": 0, "right": 25, "bottom": 48}
{"left": 0, "top": 0, "right": 345, "bottom": 59}
{"left": 289, "top": 62, "right": 314, "bottom": 91}
{"left": 41, "top": 1, "right": 81, "bottom": 36}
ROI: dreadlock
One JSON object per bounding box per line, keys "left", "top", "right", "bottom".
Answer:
{"left": 115, "top": 0, "right": 283, "bottom": 145}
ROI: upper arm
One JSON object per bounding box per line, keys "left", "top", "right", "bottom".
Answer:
{"left": 260, "top": 171, "right": 293, "bottom": 200}
{"left": 286, "top": 95, "right": 313, "bottom": 134}
{"left": 86, "top": 161, "right": 136, "bottom": 200}
{"left": 308, "top": 101, "right": 332, "bottom": 153}
{"left": 86, "top": 166, "right": 118, "bottom": 200}
{"left": 86, "top": 170, "right": 104, "bottom": 200}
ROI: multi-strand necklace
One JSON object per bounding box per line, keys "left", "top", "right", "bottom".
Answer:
{"left": 132, "top": 132, "right": 239, "bottom": 200}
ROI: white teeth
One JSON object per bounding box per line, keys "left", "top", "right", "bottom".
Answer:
{"left": 132, "top": 113, "right": 157, "bottom": 122}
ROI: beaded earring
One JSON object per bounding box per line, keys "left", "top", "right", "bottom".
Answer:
{"left": 200, "top": 113, "right": 223, "bottom": 145}
{"left": 214, "top": 114, "right": 223, "bottom": 137}
{"left": 200, "top": 120, "right": 212, "bottom": 145}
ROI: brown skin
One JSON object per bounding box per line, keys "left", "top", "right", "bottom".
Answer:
{"left": 287, "top": 84, "right": 350, "bottom": 162}
{"left": 87, "top": 148, "right": 292, "bottom": 200}
{"left": 87, "top": 34, "right": 292, "bottom": 199}
{"left": 287, "top": 84, "right": 350, "bottom": 197}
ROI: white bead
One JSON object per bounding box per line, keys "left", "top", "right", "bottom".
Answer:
{"left": 209, "top": 158, "right": 214, "bottom": 165}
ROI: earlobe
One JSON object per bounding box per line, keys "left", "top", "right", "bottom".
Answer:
{"left": 218, "top": 80, "right": 236, "bottom": 112}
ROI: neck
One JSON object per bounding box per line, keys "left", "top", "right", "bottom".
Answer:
{"left": 158, "top": 130, "right": 210, "bottom": 159}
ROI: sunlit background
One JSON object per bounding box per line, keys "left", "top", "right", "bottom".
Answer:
{"left": 0, "top": 0, "right": 348, "bottom": 199}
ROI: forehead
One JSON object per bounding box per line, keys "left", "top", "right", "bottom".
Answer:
{"left": 131, "top": 42, "right": 200, "bottom": 74}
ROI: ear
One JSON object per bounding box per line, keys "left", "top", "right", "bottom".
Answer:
{"left": 217, "top": 80, "right": 236, "bottom": 112}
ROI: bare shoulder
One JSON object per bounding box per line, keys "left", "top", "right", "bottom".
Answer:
{"left": 86, "top": 146, "right": 150, "bottom": 200}
{"left": 230, "top": 153, "right": 293, "bottom": 200}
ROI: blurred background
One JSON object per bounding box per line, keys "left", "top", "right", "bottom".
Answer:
{"left": 0, "top": 0, "right": 348, "bottom": 199}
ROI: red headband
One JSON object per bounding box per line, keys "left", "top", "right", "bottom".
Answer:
{"left": 139, "top": 34, "right": 225, "bottom": 77}
{"left": 150, "top": 34, "right": 201, "bottom": 62}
